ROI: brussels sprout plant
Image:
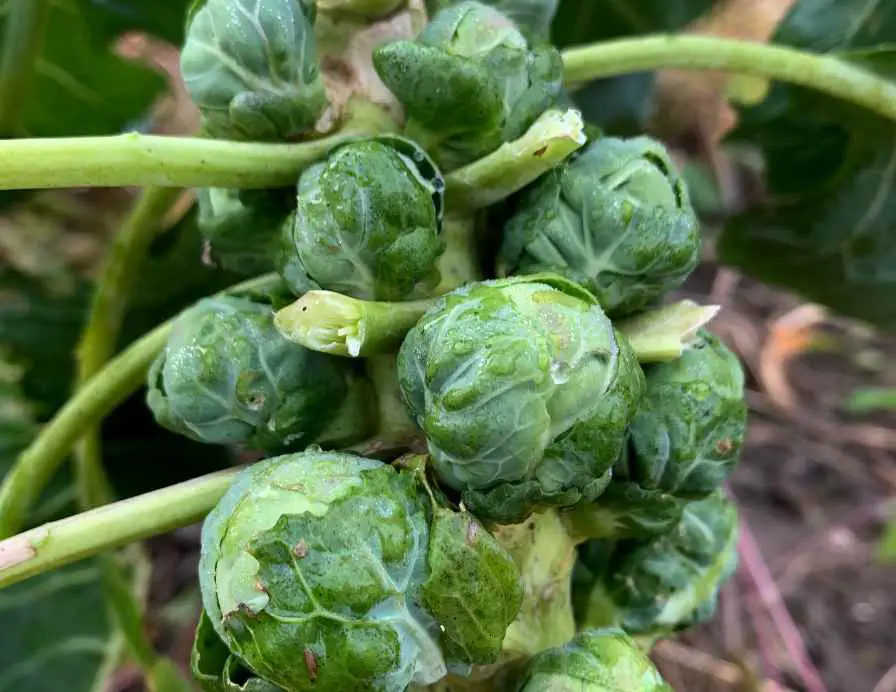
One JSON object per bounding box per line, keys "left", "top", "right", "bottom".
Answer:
{"left": 6, "top": 0, "right": 894, "bottom": 691}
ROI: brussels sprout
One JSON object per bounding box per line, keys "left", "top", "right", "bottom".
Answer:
{"left": 516, "top": 628, "right": 673, "bottom": 692}
{"left": 373, "top": 2, "right": 563, "bottom": 170}
{"left": 425, "top": 0, "right": 559, "bottom": 42}
{"left": 574, "top": 491, "right": 740, "bottom": 639}
{"left": 180, "top": 0, "right": 327, "bottom": 141}
{"left": 562, "top": 329, "right": 747, "bottom": 541}
{"left": 146, "top": 295, "right": 373, "bottom": 451}
{"left": 197, "top": 187, "right": 295, "bottom": 276}
{"left": 397, "top": 275, "right": 645, "bottom": 523}
{"left": 199, "top": 450, "right": 523, "bottom": 691}
{"left": 498, "top": 135, "right": 701, "bottom": 317}
{"left": 278, "top": 135, "right": 446, "bottom": 300}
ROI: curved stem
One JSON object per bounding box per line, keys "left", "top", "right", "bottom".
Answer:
{"left": 0, "top": 0, "right": 49, "bottom": 135}
{"left": 0, "top": 468, "right": 240, "bottom": 589}
{"left": 562, "top": 35, "right": 896, "bottom": 124}
{"left": 75, "top": 187, "right": 183, "bottom": 510}
{"left": 0, "top": 273, "right": 282, "bottom": 538}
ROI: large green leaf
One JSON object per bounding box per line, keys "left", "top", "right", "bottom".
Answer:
{"left": 13, "top": 0, "right": 165, "bottom": 138}
{"left": 0, "top": 561, "right": 121, "bottom": 692}
{"left": 551, "top": 0, "right": 716, "bottom": 134}
{"left": 718, "top": 0, "right": 896, "bottom": 327}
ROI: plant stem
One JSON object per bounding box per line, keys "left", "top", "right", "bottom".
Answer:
{"left": 0, "top": 273, "right": 282, "bottom": 538}
{"left": 0, "top": 0, "right": 49, "bottom": 135}
{"left": 75, "top": 187, "right": 183, "bottom": 510}
{"left": 0, "top": 132, "right": 358, "bottom": 190}
{"left": 562, "top": 35, "right": 896, "bottom": 124}
{"left": 445, "top": 109, "right": 586, "bottom": 211}
{"left": 0, "top": 468, "right": 240, "bottom": 589}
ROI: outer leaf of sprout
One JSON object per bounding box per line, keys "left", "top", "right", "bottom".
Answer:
{"left": 516, "top": 627, "right": 673, "bottom": 691}
{"left": 498, "top": 135, "right": 701, "bottom": 317}
{"left": 146, "top": 295, "right": 373, "bottom": 450}
{"left": 397, "top": 274, "right": 645, "bottom": 523}
{"left": 180, "top": 0, "right": 327, "bottom": 141}
{"left": 278, "top": 135, "right": 446, "bottom": 300}
{"left": 573, "top": 491, "right": 740, "bottom": 639}
{"left": 373, "top": 1, "right": 563, "bottom": 170}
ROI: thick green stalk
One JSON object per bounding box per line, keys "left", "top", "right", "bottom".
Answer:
{"left": 0, "top": 132, "right": 357, "bottom": 190}
{"left": 0, "top": 273, "right": 282, "bottom": 538}
{"left": 0, "top": 0, "right": 49, "bottom": 134}
{"left": 562, "top": 35, "right": 896, "bottom": 124}
{"left": 445, "top": 109, "right": 586, "bottom": 211}
{"left": 75, "top": 187, "right": 183, "bottom": 509}
{"left": 0, "top": 468, "right": 240, "bottom": 589}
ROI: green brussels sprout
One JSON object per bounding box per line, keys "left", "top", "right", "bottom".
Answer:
{"left": 573, "top": 491, "right": 740, "bottom": 639}
{"left": 562, "top": 329, "right": 747, "bottom": 540}
{"left": 373, "top": 1, "right": 563, "bottom": 170}
{"left": 278, "top": 135, "right": 446, "bottom": 300}
{"left": 146, "top": 295, "right": 373, "bottom": 451}
{"left": 498, "top": 135, "right": 701, "bottom": 317}
{"left": 197, "top": 187, "right": 295, "bottom": 276}
{"left": 516, "top": 628, "right": 673, "bottom": 692}
{"left": 180, "top": 0, "right": 327, "bottom": 141}
{"left": 199, "top": 450, "right": 523, "bottom": 691}
{"left": 425, "top": 0, "right": 559, "bottom": 42}
{"left": 397, "top": 275, "right": 645, "bottom": 524}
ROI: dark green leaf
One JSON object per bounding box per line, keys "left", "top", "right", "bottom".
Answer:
{"left": 83, "top": 0, "right": 193, "bottom": 45}
{"left": 551, "top": 0, "right": 716, "bottom": 47}
{"left": 0, "top": 560, "right": 120, "bottom": 692}
{"left": 12, "top": 0, "right": 166, "bottom": 138}
{"left": 191, "top": 610, "right": 284, "bottom": 692}
{"left": 552, "top": 0, "right": 717, "bottom": 134}
{"left": 719, "top": 1, "right": 896, "bottom": 326}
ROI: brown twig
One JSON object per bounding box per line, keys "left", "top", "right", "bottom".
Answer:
{"left": 736, "top": 517, "right": 829, "bottom": 692}
{"left": 654, "top": 640, "right": 796, "bottom": 691}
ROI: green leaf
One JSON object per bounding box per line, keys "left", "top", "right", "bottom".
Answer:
{"left": 719, "top": 1, "right": 896, "bottom": 326}
{"left": 12, "top": 0, "right": 166, "bottom": 138}
{"left": 844, "top": 386, "right": 896, "bottom": 414}
{"left": 83, "top": 0, "right": 193, "bottom": 45}
{"left": 551, "top": 0, "right": 716, "bottom": 134}
{"left": 551, "top": 0, "right": 716, "bottom": 46}
{"left": 879, "top": 514, "right": 896, "bottom": 564}
{"left": 0, "top": 561, "right": 122, "bottom": 692}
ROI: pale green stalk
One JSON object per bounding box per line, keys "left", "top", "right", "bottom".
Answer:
{"left": 562, "top": 35, "right": 896, "bottom": 124}
{"left": 445, "top": 109, "right": 586, "bottom": 210}
{"left": 0, "top": 468, "right": 240, "bottom": 589}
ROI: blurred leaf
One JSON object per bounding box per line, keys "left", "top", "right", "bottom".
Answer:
{"left": 879, "top": 514, "right": 896, "bottom": 563}
{"left": 719, "top": 1, "right": 896, "bottom": 327}
{"left": 844, "top": 387, "right": 896, "bottom": 414}
{"left": 0, "top": 561, "right": 123, "bottom": 692}
{"left": 8, "top": 0, "right": 164, "bottom": 138}
{"left": 83, "top": 0, "right": 193, "bottom": 45}
{"left": 552, "top": 0, "right": 717, "bottom": 134}
{"left": 551, "top": 0, "right": 716, "bottom": 47}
